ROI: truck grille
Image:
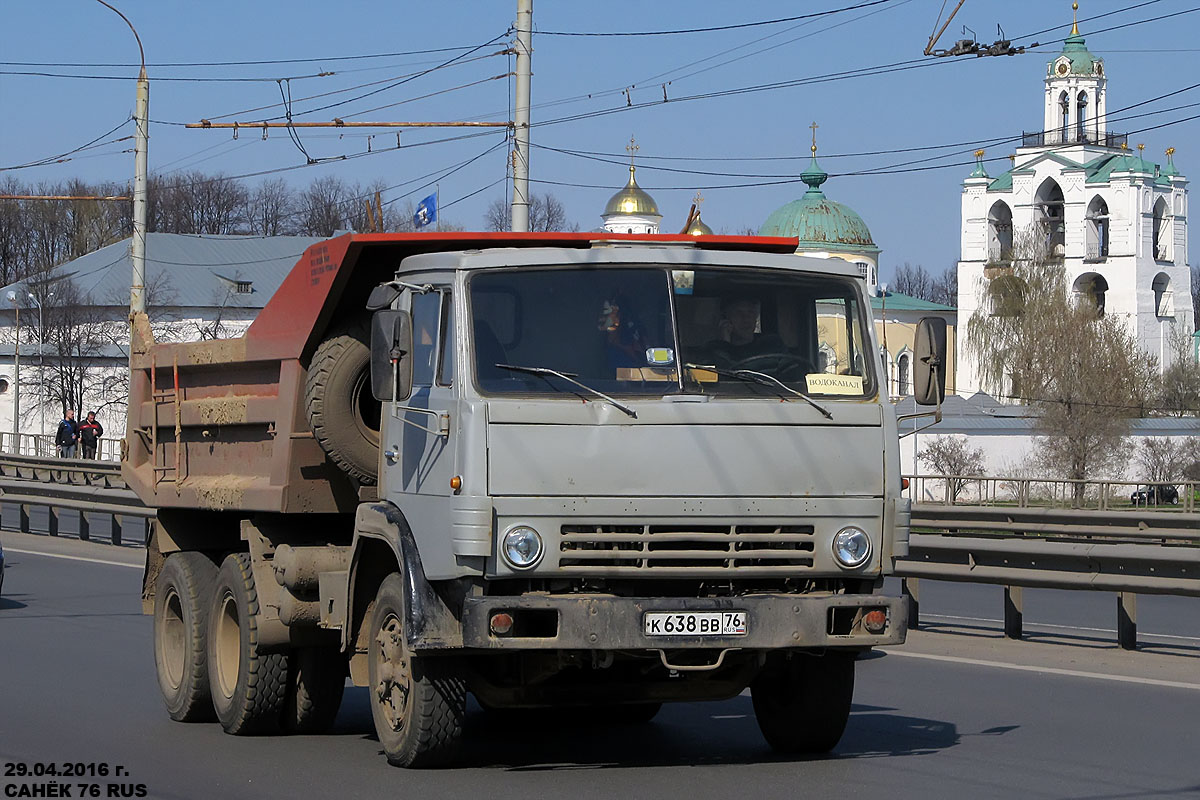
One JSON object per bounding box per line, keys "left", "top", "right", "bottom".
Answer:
{"left": 558, "top": 524, "right": 815, "bottom": 576}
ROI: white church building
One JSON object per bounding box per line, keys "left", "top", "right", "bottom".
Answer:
{"left": 956, "top": 15, "right": 1192, "bottom": 397}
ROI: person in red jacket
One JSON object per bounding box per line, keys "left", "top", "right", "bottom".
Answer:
{"left": 78, "top": 411, "right": 103, "bottom": 460}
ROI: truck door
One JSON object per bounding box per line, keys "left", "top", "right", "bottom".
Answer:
{"left": 387, "top": 286, "right": 458, "bottom": 533}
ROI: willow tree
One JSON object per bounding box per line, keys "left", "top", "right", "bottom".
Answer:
{"left": 966, "top": 225, "right": 1156, "bottom": 489}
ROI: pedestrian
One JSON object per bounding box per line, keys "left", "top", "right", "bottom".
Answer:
{"left": 78, "top": 411, "right": 103, "bottom": 460}
{"left": 55, "top": 409, "right": 79, "bottom": 459}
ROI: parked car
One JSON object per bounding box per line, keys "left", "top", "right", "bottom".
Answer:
{"left": 1131, "top": 484, "right": 1180, "bottom": 505}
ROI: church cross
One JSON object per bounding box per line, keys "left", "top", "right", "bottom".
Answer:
{"left": 809, "top": 121, "right": 819, "bottom": 154}
{"left": 626, "top": 136, "right": 639, "bottom": 168}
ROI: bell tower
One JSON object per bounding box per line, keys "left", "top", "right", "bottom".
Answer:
{"left": 1042, "top": 3, "right": 1107, "bottom": 145}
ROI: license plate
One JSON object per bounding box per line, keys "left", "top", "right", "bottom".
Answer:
{"left": 643, "top": 611, "right": 747, "bottom": 637}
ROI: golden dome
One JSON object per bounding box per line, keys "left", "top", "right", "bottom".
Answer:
{"left": 686, "top": 213, "right": 713, "bottom": 236}
{"left": 603, "top": 166, "right": 660, "bottom": 217}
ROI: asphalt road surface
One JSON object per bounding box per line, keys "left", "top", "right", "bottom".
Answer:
{"left": 2, "top": 531, "right": 1199, "bottom": 800}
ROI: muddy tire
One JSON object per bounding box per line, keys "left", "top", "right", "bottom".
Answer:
{"left": 305, "top": 318, "right": 380, "bottom": 485}
{"left": 154, "top": 552, "right": 218, "bottom": 722}
{"left": 368, "top": 574, "right": 465, "bottom": 768}
{"left": 283, "top": 646, "right": 347, "bottom": 734}
{"left": 207, "top": 553, "right": 288, "bottom": 735}
{"left": 751, "top": 651, "right": 855, "bottom": 754}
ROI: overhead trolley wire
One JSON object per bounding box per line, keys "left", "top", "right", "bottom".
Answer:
{"left": 534, "top": 0, "right": 898, "bottom": 36}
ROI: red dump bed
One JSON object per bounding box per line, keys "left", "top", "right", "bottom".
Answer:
{"left": 122, "top": 231, "right": 799, "bottom": 514}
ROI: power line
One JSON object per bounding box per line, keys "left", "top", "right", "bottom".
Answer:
{"left": 0, "top": 43, "right": 498, "bottom": 69}
{"left": 0, "top": 118, "right": 132, "bottom": 172}
{"left": 534, "top": 0, "right": 897, "bottom": 36}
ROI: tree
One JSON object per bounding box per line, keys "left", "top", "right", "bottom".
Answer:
{"left": 295, "top": 176, "right": 351, "bottom": 237}
{"left": 1135, "top": 437, "right": 1197, "bottom": 483}
{"left": 245, "top": 178, "right": 296, "bottom": 236}
{"left": 149, "top": 171, "right": 248, "bottom": 234}
{"left": 917, "top": 435, "right": 986, "bottom": 503}
{"left": 483, "top": 194, "right": 577, "bottom": 232}
{"left": 966, "top": 225, "right": 1157, "bottom": 490}
{"left": 892, "top": 263, "right": 932, "bottom": 300}
{"left": 931, "top": 265, "right": 958, "bottom": 307}
{"left": 1158, "top": 324, "right": 1200, "bottom": 417}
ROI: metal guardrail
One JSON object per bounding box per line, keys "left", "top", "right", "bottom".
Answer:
{"left": 899, "top": 503, "right": 1200, "bottom": 650}
{"left": 905, "top": 473, "right": 1199, "bottom": 513}
{"left": 0, "top": 453, "right": 152, "bottom": 546}
{"left": 0, "top": 431, "right": 121, "bottom": 462}
{"left": 0, "top": 455, "right": 1195, "bottom": 649}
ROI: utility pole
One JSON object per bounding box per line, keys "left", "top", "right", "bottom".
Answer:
{"left": 131, "top": 65, "right": 149, "bottom": 315}
{"left": 7, "top": 294, "right": 18, "bottom": 448}
{"left": 511, "top": 0, "right": 532, "bottom": 232}
{"left": 96, "top": 0, "right": 148, "bottom": 315}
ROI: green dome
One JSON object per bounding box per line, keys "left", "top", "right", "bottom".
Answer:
{"left": 1052, "top": 33, "right": 1101, "bottom": 75}
{"left": 758, "top": 154, "right": 876, "bottom": 250}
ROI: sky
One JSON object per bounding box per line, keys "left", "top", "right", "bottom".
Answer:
{"left": 2, "top": 0, "right": 1198, "bottom": 281}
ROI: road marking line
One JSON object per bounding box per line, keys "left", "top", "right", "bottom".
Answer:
{"left": 888, "top": 650, "right": 1200, "bottom": 691}
{"left": 921, "top": 612, "right": 1200, "bottom": 643}
{"left": 4, "top": 547, "right": 141, "bottom": 570}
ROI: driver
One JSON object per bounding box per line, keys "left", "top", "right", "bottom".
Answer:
{"left": 705, "top": 296, "right": 785, "bottom": 368}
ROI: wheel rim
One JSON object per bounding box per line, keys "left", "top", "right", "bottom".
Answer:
{"left": 159, "top": 586, "right": 186, "bottom": 689}
{"left": 214, "top": 590, "right": 242, "bottom": 699}
{"left": 374, "top": 612, "right": 411, "bottom": 732}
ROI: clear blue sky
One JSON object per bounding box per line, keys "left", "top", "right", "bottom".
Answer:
{"left": 2, "top": 1, "right": 1197, "bottom": 279}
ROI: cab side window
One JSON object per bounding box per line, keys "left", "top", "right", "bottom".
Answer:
{"left": 438, "top": 292, "right": 454, "bottom": 386}
{"left": 411, "top": 291, "right": 440, "bottom": 387}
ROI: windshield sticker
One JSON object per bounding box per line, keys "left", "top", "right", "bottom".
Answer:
{"left": 805, "top": 373, "right": 864, "bottom": 395}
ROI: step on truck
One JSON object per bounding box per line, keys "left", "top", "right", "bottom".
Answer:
{"left": 126, "top": 231, "right": 946, "bottom": 768}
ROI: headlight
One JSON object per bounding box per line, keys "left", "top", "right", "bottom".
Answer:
{"left": 832, "top": 526, "right": 872, "bottom": 569}
{"left": 501, "top": 525, "right": 544, "bottom": 570}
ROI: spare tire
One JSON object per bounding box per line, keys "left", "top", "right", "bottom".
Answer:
{"left": 305, "top": 318, "right": 381, "bottom": 485}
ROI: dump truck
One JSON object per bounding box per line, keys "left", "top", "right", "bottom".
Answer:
{"left": 127, "top": 231, "right": 946, "bottom": 768}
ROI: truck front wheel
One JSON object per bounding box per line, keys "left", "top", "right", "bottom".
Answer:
{"left": 368, "top": 574, "right": 465, "bottom": 768}
{"left": 154, "top": 552, "right": 218, "bottom": 722}
{"left": 750, "top": 651, "right": 855, "bottom": 754}
{"left": 207, "top": 553, "right": 289, "bottom": 735}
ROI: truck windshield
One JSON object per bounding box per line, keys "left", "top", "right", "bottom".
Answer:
{"left": 469, "top": 266, "right": 875, "bottom": 399}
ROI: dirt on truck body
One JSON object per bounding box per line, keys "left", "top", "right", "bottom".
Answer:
{"left": 129, "top": 231, "right": 945, "bottom": 768}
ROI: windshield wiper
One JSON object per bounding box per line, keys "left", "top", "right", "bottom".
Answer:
{"left": 684, "top": 363, "right": 833, "bottom": 420}
{"left": 495, "top": 364, "right": 638, "bottom": 419}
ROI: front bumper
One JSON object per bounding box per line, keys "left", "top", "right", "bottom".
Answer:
{"left": 460, "top": 591, "right": 907, "bottom": 651}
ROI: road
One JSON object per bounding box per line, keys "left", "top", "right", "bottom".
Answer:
{"left": 2, "top": 531, "right": 1200, "bottom": 800}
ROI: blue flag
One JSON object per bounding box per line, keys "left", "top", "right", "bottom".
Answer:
{"left": 413, "top": 193, "right": 437, "bottom": 229}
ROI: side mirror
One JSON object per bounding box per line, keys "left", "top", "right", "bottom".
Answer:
{"left": 370, "top": 309, "right": 412, "bottom": 401}
{"left": 913, "top": 316, "right": 947, "bottom": 406}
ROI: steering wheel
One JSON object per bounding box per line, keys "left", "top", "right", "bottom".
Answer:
{"left": 731, "top": 352, "right": 813, "bottom": 382}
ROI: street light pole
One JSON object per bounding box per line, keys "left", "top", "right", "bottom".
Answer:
{"left": 510, "top": 0, "right": 532, "bottom": 232}
{"left": 95, "top": 0, "right": 148, "bottom": 315}
{"left": 6, "top": 293, "right": 18, "bottom": 451}
{"left": 28, "top": 292, "right": 50, "bottom": 438}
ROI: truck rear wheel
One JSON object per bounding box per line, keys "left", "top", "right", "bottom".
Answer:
{"left": 751, "top": 651, "right": 855, "bottom": 754}
{"left": 368, "top": 574, "right": 465, "bottom": 768}
{"left": 283, "top": 646, "right": 346, "bottom": 734}
{"left": 154, "top": 552, "right": 218, "bottom": 722}
{"left": 208, "top": 553, "right": 288, "bottom": 735}
{"left": 305, "top": 319, "right": 380, "bottom": 485}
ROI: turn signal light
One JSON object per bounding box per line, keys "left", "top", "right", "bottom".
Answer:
{"left": 490, "top": 612, "right": 514, "bottom": 635}
{"left": 450, "top": 475, "right": 462, "bottom": 492}
{"left": 901, "top": 478, "right": 910, "bottom": 490}
{"left": 863, "top": 609, "right": 888, "bottom": 634}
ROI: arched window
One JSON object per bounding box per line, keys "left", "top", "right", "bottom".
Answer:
{"left": 988, "top": 273, "right": 1027, "bottom": 317}
{"left": 987, "top": 201, "right": 1014, "bottom": 264}
{"left": 1035, "top": 178, "right": 1066, "bottom": 258}
{"left": 1152, "top": 272, "right": 1173, "bottom": 317}
{"left": 1085, "top": 195, "right": 1109, "bottom": 261}
{"left": 1059, "top": 91, "right": 1070, "bottom": 143}
{"left": 1152, "top": 197, "right": 1171, "bottom": 261}
{"left": 1073, "top": 272, "right": 1109, "bottom": 315}
{"left": 1076, "top": 91, "right": 1089, "bottom": 142}
{"left": 896, "top": 351, "right": 911, "bottom": 396}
